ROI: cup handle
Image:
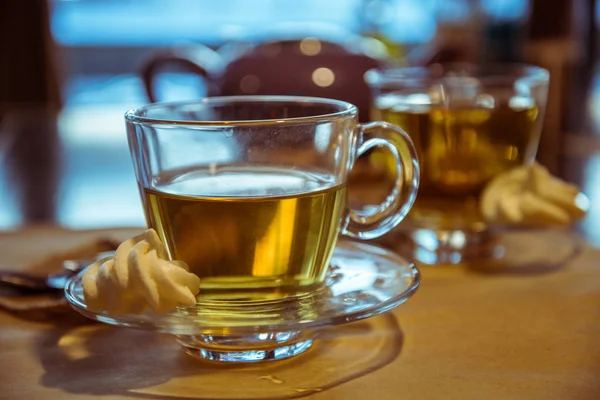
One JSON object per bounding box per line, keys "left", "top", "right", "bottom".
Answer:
{"left": 341, "top": 121, "right": 420, "bottom": 240}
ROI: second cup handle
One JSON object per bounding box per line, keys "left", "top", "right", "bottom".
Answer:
{"left": 341, "top": 121, "right": 420, "bottom": 240}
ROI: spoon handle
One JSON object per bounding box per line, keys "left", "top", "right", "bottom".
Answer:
{"left": 0, "top": 271, "right": 52, "bottom": 292}
{"left": 0, "top": 251, "right": 116, "bottom": 293}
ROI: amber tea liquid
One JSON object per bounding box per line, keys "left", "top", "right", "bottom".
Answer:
{"left": 143, "top": 166, "right": 347, "bottom": 299}
{"left": 372, "top": 94, "right": 540, "bottom": 228}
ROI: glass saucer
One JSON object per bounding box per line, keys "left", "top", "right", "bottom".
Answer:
{"left": 65, "top": 240, "right": 420, "bottom": 363}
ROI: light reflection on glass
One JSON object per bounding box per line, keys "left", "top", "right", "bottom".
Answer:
{"left": 314, "top": 123, "right": 332, "bottom": 153}
{"left": 412, "top": 229, "right": 439, "bottom": 251}
{"left": 329, "top": 258, "right": 377, "bottom": 296}
{"left": 475, "top": 94, "right": 496, "bottom": 109}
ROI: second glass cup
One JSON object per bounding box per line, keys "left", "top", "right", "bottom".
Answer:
{"left": 365, "top": 63, "right": 550, "bottom": 264}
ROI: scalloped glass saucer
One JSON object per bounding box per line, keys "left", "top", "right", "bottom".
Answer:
{"left": 65, "top": 240, "right": 420, "bottom": 363}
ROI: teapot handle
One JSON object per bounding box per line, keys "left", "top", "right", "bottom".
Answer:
{"left": 140, "top": 46, "right": 221, "bottom": 103}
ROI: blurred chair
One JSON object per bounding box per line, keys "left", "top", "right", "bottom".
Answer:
{"left": 141, "top": 37, "right": 390, "bottom": 122}
{"left": 0, "top": 0, "right": 61, "bottom": 224}
{"left": 0, "top": 0, "right": 62, "bottom": 113}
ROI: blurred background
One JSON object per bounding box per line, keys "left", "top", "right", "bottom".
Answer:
{"left": 1, "top": 0, "right": 599, "bottom": 243}
{"left": 34, "top": 0, "right": 554, "bottom": 106}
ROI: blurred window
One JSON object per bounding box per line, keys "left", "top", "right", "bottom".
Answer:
{"left": 49, "top": 0, "right": 529, "bottom": 106}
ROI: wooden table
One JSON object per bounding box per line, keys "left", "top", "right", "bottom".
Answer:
{"left": 1, "top": 226, "right": 599, "bottom": 400}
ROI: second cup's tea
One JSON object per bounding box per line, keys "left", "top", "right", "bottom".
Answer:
{"left": 143, "top": 166, "right": 347, "bottom": 298}
{"left": 372, "top": 94, "right": 540, "bottom": 227}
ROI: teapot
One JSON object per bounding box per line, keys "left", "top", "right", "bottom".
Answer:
{"left": 141, "top": 35, "right": 393, "bottom": 122}
{"left": 140, "top": 31, "right": 466, "bottom": 122}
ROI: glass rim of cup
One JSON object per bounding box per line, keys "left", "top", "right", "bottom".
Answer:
{"left": 364, "top": 62, "right": 550, "bottom": 89}
{"left": 125, "top": 95, "right": 358, "bottom": 127}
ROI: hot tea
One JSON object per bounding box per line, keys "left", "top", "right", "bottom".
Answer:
{"left": 143, "top": 165, "right": 347, "bottom": 298}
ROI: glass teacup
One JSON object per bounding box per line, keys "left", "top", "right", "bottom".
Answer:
{"left": 125, "top": 96, "right": 419, "bottom": 301}
{"left": 365, "top": 63, "right": 550, "bottom": 264}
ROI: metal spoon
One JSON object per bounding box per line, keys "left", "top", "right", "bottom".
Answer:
{"left": 0, "top": 251, "right": 114, "bottom": 292}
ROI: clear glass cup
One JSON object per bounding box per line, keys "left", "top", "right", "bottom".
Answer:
{"left": 365, "top": 63, "right": 550, "bottom": 264}
{"left": 125, "top": 96, "right": 419, "bottom": 301}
